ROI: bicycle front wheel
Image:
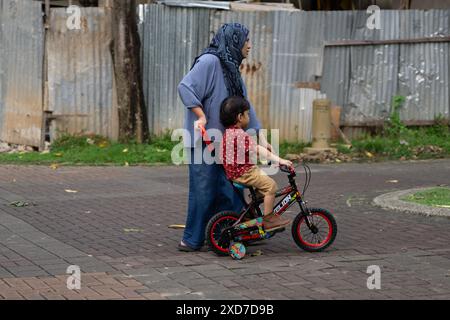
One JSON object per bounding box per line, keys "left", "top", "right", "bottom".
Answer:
{"left": 292, "top": 208, "right": 337, "bottom": 252}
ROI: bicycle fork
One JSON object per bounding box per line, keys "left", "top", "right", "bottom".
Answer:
{"left": 296, "top": 195, "right": 316, "bottom": 231}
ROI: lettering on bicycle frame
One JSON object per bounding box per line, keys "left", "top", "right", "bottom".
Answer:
{"left": 273, "top": 193, "right": 297, "bottom": 215}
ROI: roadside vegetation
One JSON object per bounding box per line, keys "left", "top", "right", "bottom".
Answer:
{"left": 0, "top": 132, "right": 177, "bottom": 166}
{"left": 402, "top": 187, "right": 450, "bottom": 207}
{"left": 0, "top": 96, "right": 448, "bottom": 166}
{"left": 348, "top": 96, "right": 450, "bottom": 162}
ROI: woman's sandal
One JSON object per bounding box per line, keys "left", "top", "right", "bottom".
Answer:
{"left": 177, "top": 241, "right": 199, "bottom": 252}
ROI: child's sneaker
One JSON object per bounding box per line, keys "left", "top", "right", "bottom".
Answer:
{"left": 263, "top": 214, "right": 291, "bottom": 231}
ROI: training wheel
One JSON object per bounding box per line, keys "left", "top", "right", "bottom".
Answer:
{"left": 229, "top": 242, "right": 246, "bottom": 260}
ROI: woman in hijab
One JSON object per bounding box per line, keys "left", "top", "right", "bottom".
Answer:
{"left": 177, "top": 23, "right": 265, "bottom": 251}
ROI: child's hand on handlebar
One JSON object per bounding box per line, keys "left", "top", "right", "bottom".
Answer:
{"left": 279, "top": 159, "right": 293, "bottom": 168}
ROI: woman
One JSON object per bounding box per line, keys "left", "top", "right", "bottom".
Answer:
{"left": 177, "top": 23, "right": 265, "bottom": 251}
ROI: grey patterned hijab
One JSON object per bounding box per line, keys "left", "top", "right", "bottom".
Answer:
{"left": 192, "top": 23, "right": 249, "bottom": 97}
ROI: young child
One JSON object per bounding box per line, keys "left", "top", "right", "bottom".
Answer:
{"left": 220, "top": 96, "right": 292, "bottom": 231}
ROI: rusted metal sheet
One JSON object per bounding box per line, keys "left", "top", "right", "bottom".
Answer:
{"left": 347, "top": 44, "right": 399, "bottom": 124}
{"left": 322, "top": 9, "right": 450, "bottom": 126}
{"left": 140, "top": 4, "right": 211, "bottom": 134}
{"left": 140, "top": 4, "right": 450, "bottom": 142}
{"left": 46, "top": 7, "right": 117, "bottom": 140}
{"left": 0, "top": 0, "right": 44, "bottom": 147}
{"left": 397, "top": 10, "right": 450, "bottom": 121}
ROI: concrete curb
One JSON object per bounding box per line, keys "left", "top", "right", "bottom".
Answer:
{"left": 373, "top": 187, "right": 450, "bottom": 218}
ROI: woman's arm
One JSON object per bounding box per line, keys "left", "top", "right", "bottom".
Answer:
{"left": 191, "top": 107, "right": 207, "bottom": 128}
{"left": 178, "top": 55, "right": 219, "bottom": 129}
{"left": 178, "top": 55, "right": 217, "bottom": 111}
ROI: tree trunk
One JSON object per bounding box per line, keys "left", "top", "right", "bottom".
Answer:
{"left": 110, "top": 0, "right": 149, "bottom": 143}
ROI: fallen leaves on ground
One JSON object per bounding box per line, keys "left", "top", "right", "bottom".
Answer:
{"left": 250, "top": 250, "right": 263, "bottom": 257}
{"left": 50, "top": 163, "right": 59, "bottom": 170}
{"left": 365, "top": 151, "right": 374, "bottom": 158}
{"left": 98, "top": 141, "right": 109, "bottom": 148}
{"left": 123, "top": 228, "right": 143, "bottom": 233}
{"left": 386, "top": 180, "right": 399, "bottom": 183}
{"left": 286, "top": 150, "right": 352, "bottom": 164}
{"left": 413, "top": 145, "right": 444, "bottom": 156}
{"left": 10, "top": 201, "right": 31, "bottom": 207}
{"left": 168, "top": 224, "right": 186, "bottom": 229}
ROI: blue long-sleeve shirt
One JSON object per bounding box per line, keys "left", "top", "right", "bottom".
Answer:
{"left": 178, "top": 54, "right": 261, "bottom": 148}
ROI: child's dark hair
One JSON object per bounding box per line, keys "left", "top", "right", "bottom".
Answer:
{"left": 220, "top": 96, "right": 250, "bottom": 127}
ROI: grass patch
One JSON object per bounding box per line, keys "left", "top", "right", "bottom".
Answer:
{"left": 279, "top": 140, "right": 310, "bottom": 158}
{"left": 349, "top": 96, "right": 450, "bottom": 161}
{"left": 1, "top": 103, "right": 449, "bottom": 167}
{"left": 350, "top": 123, "right": 450, "bottom": 161}
{"left": 402, "top": 187, "right": 450, "bottom": 207}
{"left": 0, "top": 131, "right": 312, "bottom": 166}
{"left": 0, "top": 133, "right": 179, "bottom": 166}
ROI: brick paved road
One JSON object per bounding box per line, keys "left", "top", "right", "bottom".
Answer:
{"left": 0, "top": 160, "right": 449, "bottom": 299}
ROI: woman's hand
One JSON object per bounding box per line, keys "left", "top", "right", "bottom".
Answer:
{"left": 194, "top": 116, "right": 207, "bottom": 130}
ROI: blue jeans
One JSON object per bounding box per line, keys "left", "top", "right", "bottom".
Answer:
{"left": 182, "top": 146, "right": 244, "bottom": 249}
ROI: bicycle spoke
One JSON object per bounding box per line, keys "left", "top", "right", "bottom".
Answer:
{"left": 301, "top": 226, "right": 314, "bottom": 237}
{"left": 300, "top": 216, "right": 331, "bottom": 245}
{"left": 317, "top": 230, "right": 328, "bottom": 240}
{"left": 316, "top": 234, "right": 321, "bottom": 244}
{"left": 315, "top": 218, "right": 325, "bottom": 228}
{"left": 316, "top": 234, "right": 323, "bottom": 243}
{"left": 302, "top": 228, "right": 313, "bottom": 236}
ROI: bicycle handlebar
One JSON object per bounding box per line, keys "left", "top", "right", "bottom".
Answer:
{"left": 279, "top": 164, "right": 295, "bottom": 174}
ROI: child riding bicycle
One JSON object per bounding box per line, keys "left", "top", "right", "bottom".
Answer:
{"left": 220, "top": 96, "right": 293, "bottom": 231}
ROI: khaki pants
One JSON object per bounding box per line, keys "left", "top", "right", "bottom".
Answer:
{"left": 233, "top": 166, "right": 277, "bottom": 197}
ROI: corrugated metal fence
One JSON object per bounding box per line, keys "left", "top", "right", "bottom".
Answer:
{"left": 1, "top": 2, "right": 449, "bottom": 146}
{"left": 323, "top": 9, "right": 450, "bottom": 126}
{"left": 140, "top": 4, "right": 450, "bottom": 141}
{"left": 47, "top": 7, "right": 117, "bottom": 140}
{"left": 139, "top": 5, "right": 211, "bottom": 134}
{"left": 0, "top": 0, "right": 44, "bottom": 147}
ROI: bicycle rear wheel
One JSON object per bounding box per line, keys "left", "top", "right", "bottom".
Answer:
{"left": 206, "top": 211, "right": 240, "bottom": 256}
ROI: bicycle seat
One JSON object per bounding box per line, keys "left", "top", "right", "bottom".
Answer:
{"left": 232, "top": 182, "right": 250, "bottom": 190}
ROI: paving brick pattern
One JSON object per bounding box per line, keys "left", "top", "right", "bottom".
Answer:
{"left": 0, "top": 161, "right": 449, "bottom": 299}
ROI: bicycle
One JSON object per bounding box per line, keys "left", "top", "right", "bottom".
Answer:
{"left": 205, "top": 163, "right": 338, "bottom": 260}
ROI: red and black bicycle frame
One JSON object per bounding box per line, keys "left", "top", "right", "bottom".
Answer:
{"left": 220, "top": 168, "right": 314, "bottom": 245}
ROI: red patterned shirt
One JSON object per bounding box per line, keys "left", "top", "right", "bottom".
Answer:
{"left": 222, "top": 126, "right": 257, "bottom": 180}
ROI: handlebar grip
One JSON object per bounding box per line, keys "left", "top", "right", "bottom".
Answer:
{"left": 279, "top": 164, "right": 295, "bottom": 174}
